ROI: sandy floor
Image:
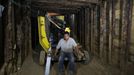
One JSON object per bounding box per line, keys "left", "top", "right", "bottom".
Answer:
{"left": 12, "top": 51, "right": 119, "bottom": 75}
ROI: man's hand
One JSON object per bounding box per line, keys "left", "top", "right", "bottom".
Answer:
{"left": 54, "top": 49, "right": 58, "bottom": 56}
{"left": 74, "top": 45, "right": 84, "bottom": 59}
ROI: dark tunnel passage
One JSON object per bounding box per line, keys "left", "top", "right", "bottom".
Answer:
{"left": 0, "top": 0, "right": 134, "bottom": 75}
{"left": 31, "top": 7, "right": 91, "bottom": 54}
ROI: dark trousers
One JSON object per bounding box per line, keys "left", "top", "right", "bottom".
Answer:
{"left": 58, "top": 52, "right": 75, "bottom": 72}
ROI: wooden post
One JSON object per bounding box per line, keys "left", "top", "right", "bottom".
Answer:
{"left": 130, "top": 0, "right": 134, "bottom": 63}
{"left": 108, "top": 0, "right": 113, "bottom": 64}
{"left": 91, "top": 6, "right": 94, "bottom": 54}
{"left": 85, "top": 7, "right": 91, "bottom": 52}
{"left": 99, "top": 0, "right": 107, "bottom": 63}
{"left": 88, "top": 7, "right": 92, "bottom": 52}
{"left": 111, "top": 0, "right": 120, "bottom": 66}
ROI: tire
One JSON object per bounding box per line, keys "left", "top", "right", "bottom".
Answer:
{"left": 39, "top": 50, "right": 46, "bottom": 65}
{"left": 82, "top": 50, "right": 90, "bottom": 65}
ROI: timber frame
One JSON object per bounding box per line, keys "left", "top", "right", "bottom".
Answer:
{"left": 0, "top": 0, "right": 134, "bottom": 75}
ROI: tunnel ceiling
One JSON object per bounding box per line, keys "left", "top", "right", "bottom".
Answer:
{"left": 31, "top": 0, "right": 98, "bottom": 15}
{"left": 31, "top": 0, "right": 99, "bottom": 4}
{"left": 31, "top": 0, "right": 98, "bottom": 8}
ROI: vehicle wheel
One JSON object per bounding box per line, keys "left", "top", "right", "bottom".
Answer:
{"left": 82, "top": 50, "right": 90, "bottom": 65}
{"left": 39, "top": 50, "right": 46, "bottom": 65}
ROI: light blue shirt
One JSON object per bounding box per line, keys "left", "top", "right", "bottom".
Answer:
{"left": 56, "top": 38, "right": 77, "bottom": 53}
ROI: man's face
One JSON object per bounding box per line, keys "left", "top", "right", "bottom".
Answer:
{"left": 64, "top": 34, "right": 69, "bottom": 40}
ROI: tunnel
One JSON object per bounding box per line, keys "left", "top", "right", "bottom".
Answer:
{"left": 0, "top": 0, "right": 134, "bottom": 75}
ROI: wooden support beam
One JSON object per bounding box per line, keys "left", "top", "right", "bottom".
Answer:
{"left": 85, "top": 7, "right": 90, "bottom": 51}
{"left": 71, "top": 0, "right": 98, "bottom": 3}
{"left": 99, "top": 0, "right": 107, "bottom": 63}
{"left": 130, "top": 0, "right": 134, "bottom": 62}
{"left": 108, "top": 0, "right": 114, "bottom": 65}
{"left": 90, "top": 6, "right": 94, "bottom": 55}
{"left": 32, "top": 0, "right": 98, "bottom": 5}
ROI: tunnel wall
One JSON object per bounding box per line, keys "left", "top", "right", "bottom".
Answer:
{"left": 0, "top": 0, "right": 31, "bottom": 75}
{"left": 73, "top": 0, "right": 134, "bottom": 75}
{"left": 0, "top": 0, "right": 134, "bottom": 75}
{"left": 88, "top": 0, "right": 132, "bottom": 75}
{"left": 131, "top": 0, "right": 134, "bottom": 64}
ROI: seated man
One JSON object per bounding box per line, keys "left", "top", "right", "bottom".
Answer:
{"left": 55, "top": 32, "right": 78, "bottom": 75}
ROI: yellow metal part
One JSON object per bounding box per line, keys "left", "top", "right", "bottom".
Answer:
{"left": 65, "top": 27, "right": 71, "bottom": 33}
{"left": 38, "top": 16, "right": 50, "bottom": 53}
{"left": 57, "top": 16, "right": 64, "bottom": 20}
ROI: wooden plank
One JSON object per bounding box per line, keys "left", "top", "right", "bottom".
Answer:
{"left": 31, "top": 1, "right": 88, "bottom": 9}
{"left": 93, "top": 6, "right": 96, "bottom": 55}
{"left": 3, "top": 0, "right": 17, "bottom": 74}
{"left": 105, "top": 0, "right": 110, "bottom": 63}
{"left": 96, "top": 5, "right": 100, "bottom": 57}
{"left": 99, "top": 1, "right": 107, "bottom": 63}
{"left": 69, "top": 0, "right": 98, "bottom": 4}
{"left": 108, "top": 0, "right": 113, "bottom": 64}
{"left": 32, "top": 0, "right": 98, "bottom": 5}
{"left": 119, "top": 0, "right": 133, "bottom": 74}
{"left": 102, "top": 1, "right": 107, "bottom": 63}
{"left": 90, "top": 7, "right": 94, "bottom": 54}
{"left": 4, "top": 0, "right": 13, "bottom": 63}
{"left": 127, "top": 0, "right": 133, "bottom": 62}
{"left": 111, "top": 0, "right": 120, "bottom": 66}
{"left": 93, "top": 5, "right": 99, "bottom": 56}
{"left": 85, "top": 8, "right": 90, "bottom": 51}
{"left": 88, "top": 8, "right": 92, "bottom": 51}
{"left": 129, "top": 0, "right": 134, "bottom": 62}
{"left": 79, "top": 10, "right": 82, "bottom": 44}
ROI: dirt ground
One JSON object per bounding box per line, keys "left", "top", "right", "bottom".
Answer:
{"left": 12, "top": 50, "right": 119, "bottom": 75}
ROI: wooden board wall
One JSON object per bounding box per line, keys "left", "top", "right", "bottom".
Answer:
{"left": 1, "top": 0, "right": 31, "bottom": 74}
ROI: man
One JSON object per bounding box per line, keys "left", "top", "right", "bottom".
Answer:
{"left": 55, "top": 32, "right": 78, "bottom": 75}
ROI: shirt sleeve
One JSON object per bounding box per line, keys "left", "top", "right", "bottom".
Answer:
{"left": 56, "top": 39, "right": 62, "bottom": 50}
{"left": 71, "top": 38, "right": 77, "bottom": 47}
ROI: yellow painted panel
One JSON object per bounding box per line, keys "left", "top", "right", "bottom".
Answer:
{"left": 38, "top": 16, "right": 50, "bottom": 53}
{"left": 57, "top": 16, "right": 64, "bottom": 20}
